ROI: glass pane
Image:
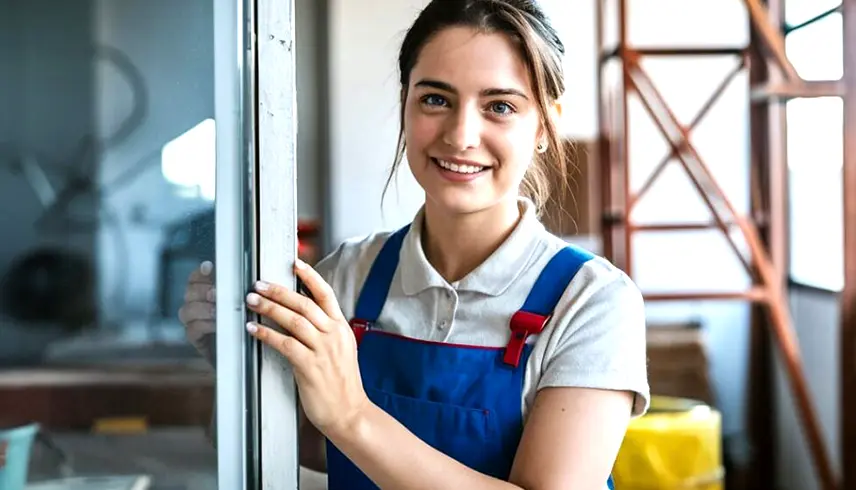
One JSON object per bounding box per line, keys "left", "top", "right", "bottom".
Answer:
{"left": 626, "top": 0, "right": 748, "bottom": 48}
{"left": 597, "top": 0, "right": 748, "bottom": 52}
{"left": 599, "top": 0, "right": 620, "bottom": 53}
{"left": 787, "top": 96, "right": 844, "bottom": 291}
{"left": 785, "top": 12, "right": 843, "bottom": 81}
{"left": 785, "top": 0, "right": 842, "bottom": 28}
{"left": 0, "top": 0, "right": 218, "bottom": 487}
{"left": 628, "top": 55, "right": 750, "bottom": 224}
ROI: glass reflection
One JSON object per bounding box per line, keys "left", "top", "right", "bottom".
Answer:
{"left": 0, "top": 0, "right": 218, "bottom": 488}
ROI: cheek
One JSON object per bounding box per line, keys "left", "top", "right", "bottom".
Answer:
{"left": 492, "top": 124, "right": 538, "bottom": 175}
{"left": 404, "top": 104, "right": 440, "bottom": 153}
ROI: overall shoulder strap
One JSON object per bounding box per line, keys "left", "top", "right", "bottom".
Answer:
{"left": 349, "top": 224, "right": 411, "bottom": 341}
{"left": 503, "top": 245, "right": 595, "bottom": 367}
{"left": 520, "top": 245, "right": 595, "bottom": 315}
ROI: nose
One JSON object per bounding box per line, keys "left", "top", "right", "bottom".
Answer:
{"left": 442, "top": 104, "right": 481, "bottom": 151}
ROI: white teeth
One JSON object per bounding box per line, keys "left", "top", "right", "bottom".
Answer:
{"left": 435, "top": 159, "right": 485, "bottom": 174}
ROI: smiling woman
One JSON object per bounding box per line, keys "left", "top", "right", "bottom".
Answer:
{"left": 389, "top": 3, "right": 570, "bottom": 221}
{"left": 181, "top": 1, "right": 648, "bottom": 489}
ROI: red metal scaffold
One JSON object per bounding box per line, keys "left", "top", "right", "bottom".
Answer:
{"left": 594, "top": 1, "right": 847, "bottom": 489}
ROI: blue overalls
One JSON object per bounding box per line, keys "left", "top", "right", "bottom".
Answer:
{"left": 326, "top": 225, "right": 616, "bottom": 490}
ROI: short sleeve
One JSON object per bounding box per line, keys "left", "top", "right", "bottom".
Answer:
{"left": 314, "top": 241, "right": 348, "bottom": 286}
{"left": 310, "top": 232, "right": 391, "bottom": 321}
{"left": 537, "top": 265, "right": 650, "bottom": 417}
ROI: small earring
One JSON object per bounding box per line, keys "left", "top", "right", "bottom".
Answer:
{"left": 536, "top": 142, "right": 547, "bottom": 153}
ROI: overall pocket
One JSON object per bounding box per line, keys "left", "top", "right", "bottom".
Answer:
{"left": 366, "top": 386, "right": 504, "bottom": 475}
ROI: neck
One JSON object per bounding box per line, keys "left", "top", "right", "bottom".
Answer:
{"left": 421, "top": 197, "right": 522, "bottom": 284}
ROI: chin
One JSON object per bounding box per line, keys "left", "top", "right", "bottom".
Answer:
{"left": 424, "top": 186, "right": 500, "bottom": 217}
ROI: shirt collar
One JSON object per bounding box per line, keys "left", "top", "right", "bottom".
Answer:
{"left": 399, "top": 198, "right": 544, "bottom": 296}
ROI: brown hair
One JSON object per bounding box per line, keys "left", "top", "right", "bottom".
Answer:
{"left": 383, "top": 0, "right": 571, "bottom": 215}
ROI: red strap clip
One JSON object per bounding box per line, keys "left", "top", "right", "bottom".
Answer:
{"left": 350, "top": 319, "right": 370, "bottom": 346}
{"left": 503, "top": 311, "right": 550, "bottom": 368}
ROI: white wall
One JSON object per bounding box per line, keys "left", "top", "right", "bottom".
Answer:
{"left": 775, "top": 288, "right": 840, "bottom": 490}
{"left": 327, "top": 0, "right": 423, "bottom": 245}
{"left": 295, "top": 0, "right": 325, "bottom": 221}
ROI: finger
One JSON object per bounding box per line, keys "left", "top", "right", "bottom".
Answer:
{"left": 252, "top": 281, "right": 329, "bottom": 330}
{"left": 246, "top": 292, "right": 321, "bottom": 348}
{"left": 178, "top": 301, "right": 215, "bottom": 324}
{"left": 293, "top": 259, "right": 344, "bottom": 321}
{"left": 188, "top": 261, "right": 216, "bottom": 285}
{"left": 247, "top": 322, "right": 311, "bottom": 366}
{"left": 185, "top": 284, "right": 216, "bottom": 303}
{"left": 185, "top": 319, "right": 215, "bottom": 339}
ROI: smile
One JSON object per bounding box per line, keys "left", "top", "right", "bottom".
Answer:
{"left": 431, "top": 158, "right": 488, "bottom": 175}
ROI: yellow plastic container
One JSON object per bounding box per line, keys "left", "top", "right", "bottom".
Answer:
{"left": 612, "top": 396, "right": 723, "bottom": 490}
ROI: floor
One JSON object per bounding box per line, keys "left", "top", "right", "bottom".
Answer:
{"left": 26, "top": 428, "right": 327, "bottom": 490}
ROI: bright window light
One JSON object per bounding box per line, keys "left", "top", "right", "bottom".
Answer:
{"left": 785, "top": 0, "right": 842, "bottom": 28}
{"left": 784, "top": 8, "right": 844, "bottom": 292}
{"left": 787, "top": 97, "right": 844, "bottom": 292}
{"left": 785, "top": 12, "right": 843, "bottom": 81}
{"left": 161, "top": 118, "right": 216, "bottom": 201}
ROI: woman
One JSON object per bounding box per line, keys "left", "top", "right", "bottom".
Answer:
{"left": 180, "top": 1, "right": 649, "bottom": 488}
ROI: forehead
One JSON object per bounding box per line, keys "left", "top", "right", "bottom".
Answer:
{"left": 410, "top": 27, "right": 532, "bottom": 93}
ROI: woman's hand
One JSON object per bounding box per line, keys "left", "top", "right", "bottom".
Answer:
{"left": 178, "top": 261, "right": 217, "bottom": 364}
{"left": 245, "top": 259, "right": 370, "bottom": 438}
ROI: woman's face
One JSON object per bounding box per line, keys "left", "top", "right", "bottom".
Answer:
{"left": 403, "top": 27, "right": 543, "bottom": 216}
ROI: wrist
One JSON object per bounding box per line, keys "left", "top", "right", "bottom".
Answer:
{"left": 325, "top": 397, "right": 376, "bottom": 446}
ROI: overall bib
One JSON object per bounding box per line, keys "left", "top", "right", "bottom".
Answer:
{"left": 326, "top": 225, "right": 616, "bottom": 490}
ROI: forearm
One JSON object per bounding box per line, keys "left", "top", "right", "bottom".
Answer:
{"left": 328, "top": 403, "right": 523, "bottom": 490}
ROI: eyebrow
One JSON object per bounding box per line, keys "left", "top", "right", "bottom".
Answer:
{"left": 414, "top": 78, "right": 528, "bottom": 100}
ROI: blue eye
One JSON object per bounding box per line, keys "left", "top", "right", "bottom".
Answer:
{"left": 422, "top": 94, "right": 448, "bottom": 107}
{"left": 489, "top": 101, "right": 514, "bottom": 115}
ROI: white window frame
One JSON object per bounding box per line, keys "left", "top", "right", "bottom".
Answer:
{"left": 214, "top": 0, "right": 300, "bottom": 487}
{"left": 257, "top": 0, "right": 301, "bottom": 486}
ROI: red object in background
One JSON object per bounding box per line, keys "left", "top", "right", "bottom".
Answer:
{"left": 297, "top": 220, "right": 320, "bottom": 264}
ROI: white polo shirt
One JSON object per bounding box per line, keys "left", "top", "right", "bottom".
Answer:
{"left": 316, "top": 198, "right": 650, "bottom": 419}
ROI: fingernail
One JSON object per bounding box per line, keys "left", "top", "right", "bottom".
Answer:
{"left": 295, "top": 258, "right": 306, "bottom": 269}
{"left": 246, "top": 322, "right": 258, "bottom": 334}
{"left": 200, "top": 261, "right": 213, "bottom": 276}
{"left": 246, "top": 293, "right": 261, "bottom": 306}
{"left": 255, "top": 281, "right": 270, "bottom": 291}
